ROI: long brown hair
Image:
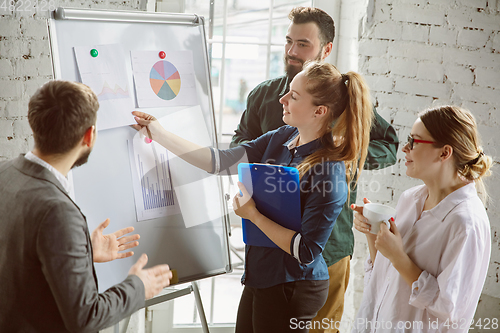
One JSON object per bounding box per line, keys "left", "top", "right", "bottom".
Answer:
{"left": 297, "top": 61, "right": 373, "bottom": 191}
{"left": 419, "top": 105, "right": 493, "bottom": 204}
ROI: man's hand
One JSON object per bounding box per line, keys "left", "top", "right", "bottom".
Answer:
{"left": 129, "top": 254, "right": 173, "bottom": 300}
{"left": 91, "top": 218, "right": 140, "bottom": 263}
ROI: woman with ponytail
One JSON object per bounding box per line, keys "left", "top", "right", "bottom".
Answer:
{"left": 352, "top": 106, "right": 492, "bottom": 333}
{"left": 132, "top": 61, "right": 373, "bottom": 332}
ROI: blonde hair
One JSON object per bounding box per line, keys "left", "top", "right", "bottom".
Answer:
{"left": 297, "top": 61, "right": 373, "bottom": 194}
{"left": 419, "top": 105, "right": 493, "bottom": 204}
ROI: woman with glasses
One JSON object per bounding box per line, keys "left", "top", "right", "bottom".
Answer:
{"left": 351, "top": 105, "right": 492, "bottom": 333}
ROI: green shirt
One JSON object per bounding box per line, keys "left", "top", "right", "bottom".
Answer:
{"left": 231, "top": 75, "right": 399, "bottom": 266}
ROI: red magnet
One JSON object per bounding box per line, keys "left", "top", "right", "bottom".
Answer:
{"left": 159, "top": 51, "right": 166, "bottom": 59}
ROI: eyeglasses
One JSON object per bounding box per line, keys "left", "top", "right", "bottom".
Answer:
{"left": 406, "top": 135, "right": 437, "bottom": 150}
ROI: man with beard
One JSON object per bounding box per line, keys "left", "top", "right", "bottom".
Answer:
{"left": 230, "top": 7, "right": 399, "bottom": 333}
{"left": 0, "top": 80, "right": 172, "bottom": 332}
{"left": 230, "top": 6, "right": 335, "bottom": 148}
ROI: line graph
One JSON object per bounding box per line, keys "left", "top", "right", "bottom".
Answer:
{"left": 98, "top": 81, "right": 130, "bottom": 101}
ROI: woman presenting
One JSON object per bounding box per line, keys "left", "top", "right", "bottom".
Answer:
{"left": 133, "top": 61, "right": 374, "bottom": 333}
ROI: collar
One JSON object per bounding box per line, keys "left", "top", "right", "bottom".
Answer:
{"left": 286, "top": 135, "right": 300, "bottom": 150}
{"left": 278, "top": 75, "right": 291, "bottom": 98}
{"left": 283, "top": 129, "right": 324, "bottom": 157}
{"left": 24, "top": 152, "right": 71, "bottom": 194}
{"left": 413, "top": 182, "right": 477, "bottom": 222}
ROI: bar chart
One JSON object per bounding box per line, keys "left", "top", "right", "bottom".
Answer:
{"left": 129, "top": 135, "right": 181, "bottom": 222}
{"left": 137, "top": 149, "right": 175, "bottom": 210}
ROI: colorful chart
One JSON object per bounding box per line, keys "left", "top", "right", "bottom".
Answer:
{"left": 149, "top": 61, "right": 181, "bottom": 100}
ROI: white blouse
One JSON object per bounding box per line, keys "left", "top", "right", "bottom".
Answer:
{"left": 352, "top": 183, "right": 491, "bottom": 333}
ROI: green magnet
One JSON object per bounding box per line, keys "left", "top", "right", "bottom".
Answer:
{"left": 90, "top": 49, "right": 98, "bottom": 57}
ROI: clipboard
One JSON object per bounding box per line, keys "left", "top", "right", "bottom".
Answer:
{"left": 237, "top": 163, "right": 302, "bottom": 248}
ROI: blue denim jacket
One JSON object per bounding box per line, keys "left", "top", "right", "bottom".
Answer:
{"left": 211, "top": 125, "right": 347, "bottom": 288}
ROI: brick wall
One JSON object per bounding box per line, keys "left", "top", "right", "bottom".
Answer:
{"left": 0, "top": 0, "right": 145, "bottom": 161}
{"left": 2, "top": 0, "right": 499, "bottom": 329}
{"left": 0, "top": 2, "right": 146, "bottom": 331}
{"left": 347, "top": 0, "right": 500, "bottom": 325}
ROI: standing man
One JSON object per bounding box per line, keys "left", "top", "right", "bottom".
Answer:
{"left": 230, "top": 7, "right": 398, "bottom": 333}
{"left": 0, "top": 80, "right": 172, "bottom": 332}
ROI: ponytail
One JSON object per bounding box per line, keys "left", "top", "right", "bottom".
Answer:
{"left": 419, "top": 105, "right": 493, "bottom": 204}
{"left": 463, "top": 150, "right": 493, "bottom": 204}
{"left": 297, "top": 62, "right": 373, "bottom": 195}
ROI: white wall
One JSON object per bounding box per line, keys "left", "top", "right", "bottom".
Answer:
{"left": 2, "top": 0, "right": 499, "bottom": 330}
{"left": 0, "top": 2, "right": 147, "bottom": 332}
{"left": 316, "top": 0, "right": 500, "bottom": 327}
{"left": 0, "top": 0, "right": 146, "bottom": 161}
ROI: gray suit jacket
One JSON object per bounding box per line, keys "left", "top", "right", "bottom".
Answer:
{"left": 0, "top": 155, "right": 145, "bottom": 332}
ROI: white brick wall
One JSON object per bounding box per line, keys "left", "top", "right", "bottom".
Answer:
{"left": 349, "top": 0, "right": 500, "bottom": 324}
{"left": 1, "top": 2, "right": 149, "bottom": 331}
{"left": 429, "top": 25, "right": 458, "bottom": 45}
{"left": 458, "top": 28, "right": 491, "bottom": 49}
{"left": 0, "top": 0, "right": 145, "bottom": 161}
{"left": 390, "top": 57, "right": 417, "bottom": 77}
{"left": 392, "top": 3, "right": 446, "bottom": 25}
{"left": 475, "top": 67, "right": 500, "bottom": 88}
{"left": 2, "top": 0, "right": 499, "bottom": 329}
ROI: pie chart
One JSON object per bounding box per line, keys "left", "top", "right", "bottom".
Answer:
{"left": 149, "top": 60, "right": 181, "bottom": 100}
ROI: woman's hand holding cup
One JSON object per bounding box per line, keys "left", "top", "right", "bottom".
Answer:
{"left": 362, "top": 202, "right": 396, "bottom": 235}
{"left": 352, "top": 199, "right": 404, "bottom": 263}
{"left": 351, "top": 198, "right": 376, "bottom": 238}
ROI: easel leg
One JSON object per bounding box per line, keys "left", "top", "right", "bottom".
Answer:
{"left": 192, "top": 281, "right": 210, "bottom": 333}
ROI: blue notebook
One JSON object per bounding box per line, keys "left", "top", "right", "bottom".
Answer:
{"left": 237, "top": 163, "right": 302, "bottom": 248}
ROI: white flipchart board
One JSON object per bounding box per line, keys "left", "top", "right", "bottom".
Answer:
{"left": 48, "top": 7, "right": 231, "bottom": 292}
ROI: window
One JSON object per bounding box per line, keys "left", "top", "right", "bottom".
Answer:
{"left": 185, "top": 0, "right": 312, "bottom": 143}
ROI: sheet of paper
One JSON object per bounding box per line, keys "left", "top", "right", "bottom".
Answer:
{"left": 128, "top": 106, "right": 222, "bottom": 227}
{"left": 131, "top": 50, "right": 198, "bottom": 108}
{"left": 74, "top": 44, "right": 135, "bottom": 131}
{"left": 159, "top": 106, "right": 223, "bottom": 228}
{"left": 128, "top": 135, "right": 181, "bottom": 221}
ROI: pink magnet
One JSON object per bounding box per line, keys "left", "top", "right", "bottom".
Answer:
{"left": 159, "top": 51, "right": 166, "bottom": 59}
{"left": 144, "top": 137, "right": 152, "bottom": 144}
